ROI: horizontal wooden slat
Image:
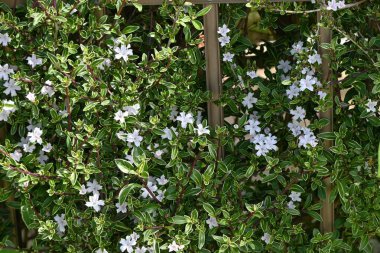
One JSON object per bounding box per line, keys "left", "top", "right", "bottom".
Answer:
{"left": 139, "top": 0, "right": 311, "bottom": 4}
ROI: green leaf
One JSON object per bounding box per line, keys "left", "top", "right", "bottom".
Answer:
{"left": 262, "top": 173, "right": 277, "bottom": 183}
{"left": 123, "top": 26, "right": 140, "bottom": 34}
{"left": 286, "top": 208, "right": 300, "bottom": 216}
{"left": 306, "top": 211, "right": 322, "bottom": 222}
{"left": 21, "top": 205, "right": 37, "bottom": 229}
{"left": 198, "top": 228, "right": 205, "bottom": 249}
{"left": 169, "top": 215, "right": 188, "bottom": 224}
{"left": 202, "top": 203, "right": 216, "bottom": 217}
{"left": 291, "top": 184, "right": 305, "bottom": 193}
{"left": 378, "top": 142, "right": 380, "bottom": 178}
{"left": 359, "top": 235, "right": 369, "bottom": 251}
{"left": 196, "top": 6, "right": 212, "bottom": 17}
{"left": 118, "top": 183, "right": 141, "bottom": 203}
{"left": 317, "top": 132, "right": 336, "bottom": 140}
{"left": 192, "top": 20, "right": 203, "bottom": 30}
{"left": 115, "top": 159, "right": 137, "bottom": 175}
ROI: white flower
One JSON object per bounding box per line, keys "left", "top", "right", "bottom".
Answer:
{"left": 247, "top": 71, "right": 257, "bottom": 79}
{"left": 290, "top": 41, "right": 304, "bottom": 55}
{"left": 97, "top": 58, "right": 111, "bottom": 70}
{"left": 41, "top": 80, "right": 55, "bottom": 97}
{"left": 0, "top": 33, "right": 11, "bottom": 46}
{"left": 217, "top": 24, "right": 230, "bottom": 37}
{"left": 154, "top": 149, "right": 165, "bottom": 159}
{"left": 123, "top": 104, "right": 140, "bottom": 116}
{"left": 176, "top": 112, "right": 194, "bottom": 128}
{"left": 161, "top": 127, "right": 177, "bottom": 141}
{"left": 287, "top": 201, "right": 296, "bottom": 209}
{"left": 327, "top": 0, "right": 346, "bottom": 11}
{"left": 299, "top": 75, "right": 317, "bottom": 91}
{"left": 3, "top": 79, "right": 21, "bottom": 97}
{"left": 196, "top": 111, "right": 203, "bottom": 125}
{"left": 114, "top": 110, "right": 126, "bottom": 123}
{"left": 0, "top": 64, "right": 14, "bottom": 80}
{"left": 119, "top": 233, "right": 139, "bottom": 252}
{"left": 366, "top": 99, "right": 377, "bottom": 113}
{"left": 289, "top": 191, "right": 302, "bottom": 202}
{"left": 79, "top": 184, "right": 87, "bottom": 195}
{"left": 298, "top": 130, "right": 318, "bottom": 148}
{"left": 261, "top": 233, "right": 271, "bottom": 244}
{"left": 26, "top": 54, "right": 43, "bottom": 68}
{"left": 156, "top": 175, "right": 169, "bottom": 185}
{"left": 318, "top": 91, "right": 327, "bottom": 100}
{"left": 168, "top": 241, "right": 185, "bottom": 252}
{"left": 290, "top": 106, "right": 306, "bottom": 121}
{"left": 22, "top": 143, "right": 36, "bottom": 153}
{"left": 54, "top": 214, "right": 68, "bottom": 233}
{"left": 26, "top": 92, "right": 36, "bottom": 102}
{"left": 38, "top": 150, "right": 48, "bottom": 165}
{"left": 86, "top": 179, "right": 103, "bottom": 195}
{"left": 308, "top": 53, "right": 322, "bottom": 65}
{"left": 195, "top": 124, "right": 210, "bottom": 136}
{"left": 126, "top": 129, "right": 143, "bottom": 147}
{"left": 116, "top": 202, "right": 128, "bottom": 213}
{"left": 242, "top": 92, "right": 258, "bottom": 109}
{"left": 156, "top": 189, "right": 165, "bottom": 202}
{"left": 218, "top": 36, "right": 230, "bottom": 47}
{"left": 244, "top": 119, "right": 261, "bottom": 135}
{"left": 27, "top": 127, "right": 43, "bottom": 144}
{"left": 206, "top": 217, "right": 218, "bottom": 229}
{"left": 135, "top": 247, "right": 147, "bottom": 253}
{"left": 10, "top": 149, "right": 22, "bottom": 162}
{"left": 286, "top": 84, "right": 300, "bottom": 100}
{"left": 223, "top": 52, "right": 234, "bottom": 62}
{"left": 85, "top": 193, "right": 105, "bottom": 212}
{"left": 42, "top": 143, "right": 53, "bottom": 153}
{"left": 288, "top": 122, "right": 302, "bottom": 137}
{"left": 96, "top": 249, "right": 108, "bottom": 253}
{"left": 114, "top": 44, "right": 133, "bottom": 62}
{"left": 141, "top": 181, "right": 158, "bottom": 199}
{"left": 277, "top": 60, "right": 292, "bottom": 73}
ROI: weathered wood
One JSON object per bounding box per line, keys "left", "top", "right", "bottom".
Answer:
{"left": 318, "top": 12, "right": 334, "bottom": 233}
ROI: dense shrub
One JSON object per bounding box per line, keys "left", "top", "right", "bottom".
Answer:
{"left": 0, "top": 0, "right": 379, "bottom": 252}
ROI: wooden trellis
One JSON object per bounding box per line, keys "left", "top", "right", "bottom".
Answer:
{"left": 0, "top": 0, "right": 334, "bottom": 240}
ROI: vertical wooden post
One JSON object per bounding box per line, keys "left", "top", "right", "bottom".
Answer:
{"left": 203, "top": 4, "right": 224, "bottom": 158}
{"left": 318, "top": 13, "right": 334, "bottom": 233}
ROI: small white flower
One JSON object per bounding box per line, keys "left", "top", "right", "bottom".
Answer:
{"left": 0, "top": 64, "right": 14, "bottom": 80}
{"left": 114, "top": 44, "right": 133, "bottom": 62}
{"left": 161, "top": 127, "right": 178, "bottom": 141}
{"left": 116, "top": 202, "right": 128, "bottom": 213}
{"left": 27, "top": 127, "right": 43, "bottom": 144}
{"left": 299, "top": 75, "right": 317, "bottom": 91}
{"left": 26, "top": 92, "right": 36, "bottom": 102}
{"left": 79, "top": 184, "right": 87, "bottom": 195}
{"left": 0, "top": 33, "right": 11, "bottom": 46}
{"left": 286, "top": 84, "right": 300, "bottom": 100}
{"left": 156, "top": 175, "right": 169, "bottom": 185}
{"left": 26, "top": 54, "right": 43, "bottom": 68}
{"left": 218, "top": 36, "right": 230, "bottom": 47}
{"left": 119, "top": 233, "right": 139, "bottom": 252}
{"left": 289, "top": 191, "right": 302, "bottom": 202}
{"left": 277, "top": 60, "right": 292, "bottom": 73}
{"left": 123, "top": 104, "right": 140, "bottom": 116}
{"left": 242, "top": 92, "right": 258, "bottom": 109}
{"left": 206, "top": 217, "right": 218, "bottom": 229}
{"left": 3, "top": 79, "right": 21, "bottom": 97}
{"left": 223, "top": 52, "right": 234, "bottom": 62}
{"left": 247, "top": 71, "right": 257, "bottom": 79}
{"left": 366, "top": 99, "right": 377, "bottom": 113}
{"left": 217, "top": 24, "right": 230, "bottom": 37}
{"left": 54, "top": 214, "right": 68, "bottom": 233}
{"left": 169, "top": 106, "right": 178, "bottom": 121}
{"left": 261, "top": 233, "right": 271, "bottom": 244}
{"left": 168, "top": 241, "right": 185, "bottom": 252}
{"left": 308, "top": 53, "right": 322, "bottom": 65}
{"left": 85, "top": 193, "right": 105, "bottom": 212}
{"left": 42, "top": 143, "right": 53, "bottom": 153}
{"left": 86, "top": 179, "right": 103, "bottom": 195}
{"left": 176, "top": 112, "right": 194, "bottom": 128}
{"left": 287, "top": 201, "right": 296, "bottom": 209}
{"left": 318, "top": 91, "right": 327, "bottom": 100}
{"left": 244, "top": 119, "right": 261, "bottom": 135}
{"left": 10, "top": 149, "right": 22, "bottom": 162}
{"left": 290, "top": 107, "right": 306, "bottom": 121}
{"left": 38, "top": 150, "right": 48, "bottom": 165}
{"left": 290, "top": 41, "right": 304, "bottom": 55}
{"left": 97, "top": 58, "right": 111, "bottom": 70}
{"left": 327, "top": 0, "right": 346, "bottom": 11}
{"left": 195, "top": 124, "right": 210, "bottom": 136}
{"left": 114, "top": 110, "right": 126, "bottom": 123}
{"left": 126, "top": 129, "right": 143, "bottom": 147}
{"left": 23, "top": 143, "right": 36, "bottom": 153}
{"left": 141, "top": 181, "right": 158, "bottom": 199}
{"left": 156, "top": 189, "right": 165, "bottom": 202}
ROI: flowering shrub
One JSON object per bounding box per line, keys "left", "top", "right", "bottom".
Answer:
{"left": 0, "top": 0, "right": 379, "bottom": 252}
